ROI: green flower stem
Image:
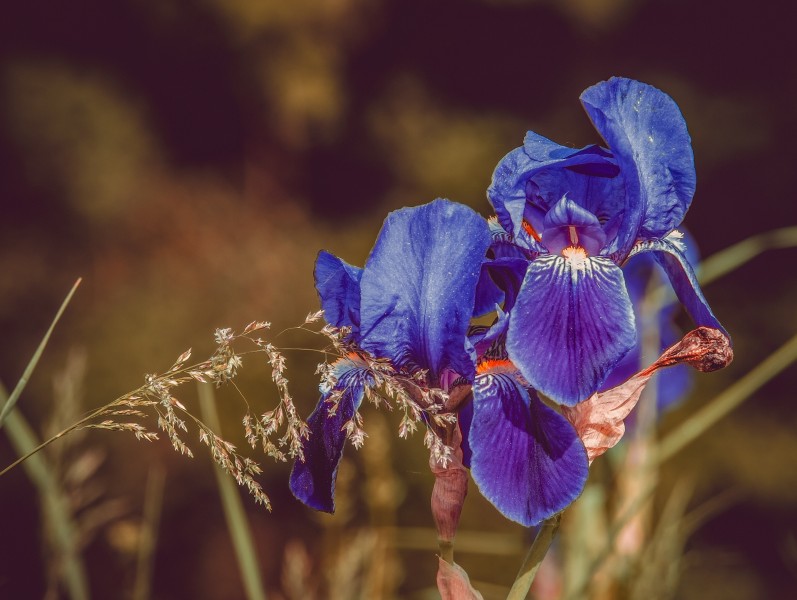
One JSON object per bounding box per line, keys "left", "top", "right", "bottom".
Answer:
{"left": 506, "top": 514, "right": 562, "bottom": 600}
{"left": 197, "top": 383, "right": 268, "bottom": 600}
{"left": 132, "top": 467, "right": 165, "bottom": 600}
{"left": 655, "top": 330, "right": 797, "bottom": 464}
{"left": 1, "top": 386, "right": 89, "bottom": 600}
{"left": 0, "top": 278, "right": 81, "bottom": 430}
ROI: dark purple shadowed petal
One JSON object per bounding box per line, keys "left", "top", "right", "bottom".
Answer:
{"left": 358, "top": 199, "right": 491, "bottom": 385}
{"left": 474, "top": 257, "right": 528, "bottom": 316}
{"left": 507, "top": 255, "right": 636, "bottom": 406}
{"left": 469, "top": 370, "right": 588, "bottom": 526}
{"left": 580, "top": 78, "right": 696, "bottom": 258}
{"left": 474, "top": 262, "right": 505, "bottom": 317}
{"left": 457, "top": 399, "right": 474, "bottom": 468}
{"left": 631, "top": 238, "right": 729, "bottom": 339}
{"left": 289, "top": 359, "right": 373, "bottom": 513}
{"left": 525, "top": 161, "right": 624, "bottom": 231}
{"left": 314, "top": 250, "right": 363, "bottom": 338}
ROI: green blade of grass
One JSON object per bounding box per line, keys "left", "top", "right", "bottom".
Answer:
{"left": 0, "top": 278, "right": 82, "bottom": 430}
{"left": 197, "top": 383, "right": 268, "bottom": 600}
{"left": 649, "top": 226, "right": 797, "bottom": 309}
{"left": 132, "top": 466, "right": 166, "bottom": 600}
{"left": 1, "top": 383, "right": 89, "bottom": 600}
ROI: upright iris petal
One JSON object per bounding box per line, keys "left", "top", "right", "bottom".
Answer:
{"left": 580, "top": 78, "right": 696, "bottom": 252}
{"left": 292, "top": 199, "right": 493, "bottom": 513}
{"left": 359, "top": 199, "right": 491, "bottom": 385}
{"left": 314, "top": 250, "right": 363, "bottom": 336}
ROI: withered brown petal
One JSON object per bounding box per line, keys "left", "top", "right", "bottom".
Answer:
{"left": 436, "top": 558, "right": 485, "bottom": 600}
{"left": 562, "top": 327, "right": 732, "bottom": 463}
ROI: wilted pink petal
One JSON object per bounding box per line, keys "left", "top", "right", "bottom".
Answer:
{"left": 429, "top": 424, "right": 468, "bottom": 542}
{"left": 437, "top": 558, "right": 484, "bottom": 600}
{"left": 563, "top": 327, "right": 732, "bottom": 463}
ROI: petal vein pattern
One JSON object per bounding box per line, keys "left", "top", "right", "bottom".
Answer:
{"left": 507, "top": 254, "right": 636, "bottom": 405}
{"left": 469, "top": 371, "right": 588, "bottom": 526}
{"left": 358, "top": 200, "right": 491, "bottom": 384}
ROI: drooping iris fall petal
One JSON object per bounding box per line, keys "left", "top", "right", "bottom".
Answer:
{"left": 507, "top": 254, "right": 636, "bottom": 406}
{"left": 469, "top": 369, "right": 588, "bottom": 526}
{"left": 289, "top": 358, "right": 374, "bottom": 513}
{"left": 631, "top": 238, "right": 728, "bottom": 338}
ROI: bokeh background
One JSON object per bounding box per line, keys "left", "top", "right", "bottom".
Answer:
{"left": 1, "top": 0, "right": 796, "bottom": 598}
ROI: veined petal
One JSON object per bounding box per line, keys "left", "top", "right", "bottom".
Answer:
{"left": 630, "top": 238, "right": 729, "bottom": 339}
{"left": 289, "top": 358, "right": 374, "bottom": 513}
{"left": 469, "top": 370, "right": 588, "bottom": 526}
{"left": 314, "top": 250, "right": 363, "bottom": 336}
{"left": 580, "top": 78, "right": 696, "bottom": 256}
{"left": 358, "top": 199, "right": 491, "bottom": 384}
{"left": 507, "top": 255, "right": 636, "bottom": 406}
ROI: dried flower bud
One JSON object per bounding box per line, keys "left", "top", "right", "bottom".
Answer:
{"left": 564, "top": 327, "right": 733, "bottom": 463}
{"left": 436, "top": 558, "right": 484, "bottom": 600}
{"left": 648, "top": 326, "right": 733, "bottom": 373}
{"left": 429, "top": 424, "right": 468, "bottom": 543}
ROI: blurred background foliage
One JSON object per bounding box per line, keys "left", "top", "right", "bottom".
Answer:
{"left": 1, "top": 0, "right": 796, "bottom": 598}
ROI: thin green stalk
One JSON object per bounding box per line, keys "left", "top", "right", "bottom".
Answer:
{"left": 1, "top": 384, "right": 89, "bottom": 600}
{"left": 0, "top": 278, "right": 81, "bottom": 429}
{"left": 697, "top": 226, "right": 797, "bottom": 286}
{"left": 655, "top": 331, "right": 797, "bottom": 464}
{"left": 649, "top": 226, "right": 797, "bottom": 309}
{"left": 506, "top": 514, "right": 561, "bottom": 600}
{"left": 133, "top": 467, "right": 165, "bottom": 600}
{"left": 197, "top": 383, "right": 268, "bottom": 600}
{"left": 0, "top": 403, "right": 111, "bottom": 478}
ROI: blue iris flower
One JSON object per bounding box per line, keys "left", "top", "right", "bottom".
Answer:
{"left": 290, "top": 199, "right": 590, "bottom": 526}
{"left": 290, "top": 200, "right": 491, "bottom": 512}
{"left": 487, "top": 77, "right": 728, "bottom": 406}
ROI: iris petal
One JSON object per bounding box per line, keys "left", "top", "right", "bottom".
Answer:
{"left": 469, "top": 371, "right": 588, "bottom": 526}
{"left": 488, "top": 134, "right": 618, "bottom": 242}
{"left": 507, "top": 255, "right": 636, "bottom": 406}
{"left": 580, "top": 78, "right": 696, "bottom": 257}
{"left": 631, "top": 238, "right": 729, "bottom": 339}
{"left": 314, "top": 250, "right": 363, "bottom": 336}
{"left": 541, "top": 197, "right": 607, "bottom": 256}
{"left": 358, "top": 199, "right": 491, "bottom": 385}
{"left": 289, "top": 359, "right": 373, "bottom": 513}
